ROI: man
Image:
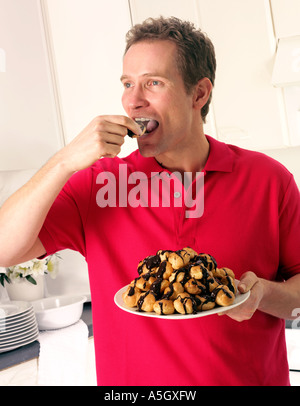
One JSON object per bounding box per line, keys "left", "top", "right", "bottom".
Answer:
{"left": 0, "top": 17, "right": 299, "bottom": 385}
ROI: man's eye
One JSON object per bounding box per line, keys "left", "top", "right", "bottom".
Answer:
{"left": 148, "top": 80, "right": 161, "bottom": 86}
{"left": 124, "top": 82, "right": 132, "bottom": 88}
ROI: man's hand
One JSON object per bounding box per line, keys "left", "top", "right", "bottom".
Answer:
{"left": 55, "top": 115, "right": 142, "bottom": 174}
{"left": 0, "top": 115, "right": 141, "bottom": 267}
{"left": 218, "top": 271, "right": 264, "bottom": 322}
{"left": 219, "top": 271, "right": 300, "bottom": 321}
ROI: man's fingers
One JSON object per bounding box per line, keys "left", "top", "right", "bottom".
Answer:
{"left": 238, "top": 271, "right": 258, "bottom": 293}
{"left": 97, "top": 115, "right": 142, "bottom": 136}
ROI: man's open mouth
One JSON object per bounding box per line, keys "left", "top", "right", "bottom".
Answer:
{"left": 128, "top": 118, "right": 159, "bottom": 138}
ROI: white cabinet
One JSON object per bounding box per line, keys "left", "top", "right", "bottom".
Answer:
{"left": 197, "top": 0, "right": 289, "bottom": 150}
{"left": 271, "top": 0, "right": 300, "bottom": 39}
{"left": 0, "top": 0, "right": 63, "bottom": 171}
{"left": 130, "top": 0, "right": 201, "bottom": 26}
{"left": 43, "top": 0, "right": 135, "bottom": 157}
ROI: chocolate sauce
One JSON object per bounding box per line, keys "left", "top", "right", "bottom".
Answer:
{"left": 150, "top": 277, "right": 163, "bottom": 298}
{"left": 211, "top": 285, "right": 233, "bottom": 299}
{"left": 223, "top": 276, "right": 235, "bottom": 294}
{"left": 177, "top": 296, "right": 198, "bottom": 315}
{"left": 156, "top": 261, "right": 167, "bottom": 278}
{"left": 138, "top": 254, "right": 161, "bottom": 275}
{"left": 137, "top": 291, "right": 151, "bottom": 312}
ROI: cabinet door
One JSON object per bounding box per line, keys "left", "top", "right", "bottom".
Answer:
{"left": 271, "top": 0, "right": 300, "bottom": 39}
{"left": 197, "top": 0, "right": 289, "bottom": 150}
{"left": 0, "top": 0, "right": 63, "bottom": 170}
{"left": 44, "top": 0, "right": 135, "bottom": 156}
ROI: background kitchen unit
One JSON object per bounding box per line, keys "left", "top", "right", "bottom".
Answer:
{"left": 0, "top": 0, "right": 300, "bottom": 385}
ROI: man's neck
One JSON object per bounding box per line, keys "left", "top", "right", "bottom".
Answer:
{"left": 155, "top": 132, "right": 210, "bottom": 181}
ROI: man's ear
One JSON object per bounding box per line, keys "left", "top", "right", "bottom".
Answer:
{"left": 192, "top": 77, "right": 213, "bottom": 110}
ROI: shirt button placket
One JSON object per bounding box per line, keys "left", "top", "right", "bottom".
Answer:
{"left": 171, "top": 177, "right": 185, "bottom": 245}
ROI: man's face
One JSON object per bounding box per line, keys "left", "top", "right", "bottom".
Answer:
{"left": 121, "top": 40, "right": 195, "bottom": 158}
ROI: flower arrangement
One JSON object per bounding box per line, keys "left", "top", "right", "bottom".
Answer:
{"left": 0, "top": 254, "right": 59, "bottom": 286}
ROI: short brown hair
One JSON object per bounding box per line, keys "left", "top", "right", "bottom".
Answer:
{"left": 125, "top": 16, "right": 216, "bottom": 122}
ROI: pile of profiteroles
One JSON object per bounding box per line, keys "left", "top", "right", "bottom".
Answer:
{"left": 122, "top": 247, "right": 237, "bottom": 316}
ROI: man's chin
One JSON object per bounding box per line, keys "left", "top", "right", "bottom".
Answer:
{"left": 137, "top": 143, "right": 157, "bottom": 158}
{"left": 138, "top": 150, "right": 155, "bottom": 158}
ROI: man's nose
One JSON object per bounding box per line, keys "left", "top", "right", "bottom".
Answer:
{"left": 127, "top": 85, "right": 149, "bottom": 110}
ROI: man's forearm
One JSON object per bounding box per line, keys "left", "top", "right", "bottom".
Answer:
{"left": 0, "top": 155, "right": 73, "bottom": 266}
{"left": 258, "top": 274, "right": 300, "bottom": 320}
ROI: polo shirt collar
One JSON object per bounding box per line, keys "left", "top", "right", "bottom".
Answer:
{"left": 204, "top": 135, "right": 234, "bottom": 173}
{"left": 134, "top": 135, "right": 234, "bottom": 177}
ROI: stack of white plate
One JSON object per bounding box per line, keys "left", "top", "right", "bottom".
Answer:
{"left": 0, "top": 301, "right": 39, "bottom": 353}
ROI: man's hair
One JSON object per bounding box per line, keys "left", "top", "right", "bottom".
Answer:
{"left": 125, "top": 16, "right": 216, "bottom": 122}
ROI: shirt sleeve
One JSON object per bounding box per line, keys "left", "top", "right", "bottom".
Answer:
{"left": 278, "top": 174, "right": 300, "bottom": 279}
{"left": 38, "top": 167, "right": 93, "bottom": 258}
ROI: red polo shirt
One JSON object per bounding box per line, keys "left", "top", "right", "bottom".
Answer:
{"left": 39, "top": 135, "right": 300, "bottom": 386}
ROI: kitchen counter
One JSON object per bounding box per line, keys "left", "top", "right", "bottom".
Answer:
{"left": 0, "top": 302, "right": 93, "bottom": 372}
{"left": 1, "top": 306, "right": 299, "bottom": 385}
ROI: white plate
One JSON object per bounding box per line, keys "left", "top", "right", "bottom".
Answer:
{"left": 0, "top": 301, "right": 33, "bottom": 321}
{"left": 114, "top": 281, "right": 250, "bottom": 320}
{"left": 0, "top": 332, "right": 39, "bottom": 352}
{"left": 0, "top": 326, "right": 38, "bottom": 346}
{"left": 0, "top": 308, "right": 35, "bottom": 327}
{"left": 0, "top": 318, "right": 37, "bottom": 338}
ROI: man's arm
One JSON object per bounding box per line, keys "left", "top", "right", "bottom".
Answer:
{"left": 0, "top": 115, "right": 141, "bottom": 267}
{"left": 221, "top": 272, "right": 300, "bottom": 321}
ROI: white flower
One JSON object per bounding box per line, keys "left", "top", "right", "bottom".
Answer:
{"left": 46, "top": 256, "right": 59, "bottom": 279}
{"left": 4, "top": 254, "right": 60, "bottom": 285}
{"left": 32, "top": 260, "right": 48, "bottom": 277}
{"left": 17, "top": 260, "right": 35, "bottom": 269}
